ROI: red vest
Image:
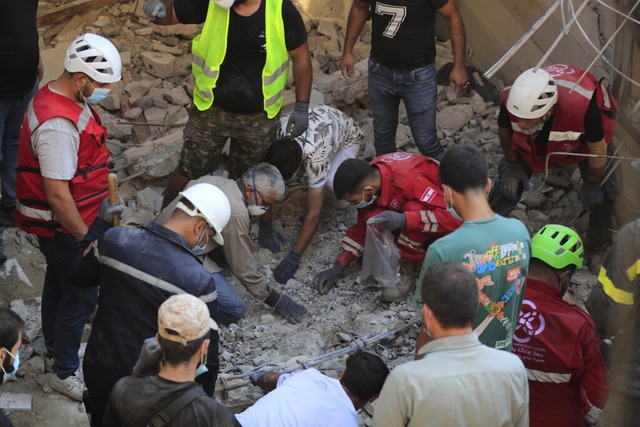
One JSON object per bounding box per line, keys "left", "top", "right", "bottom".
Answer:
{"left": 504, "top": 64, "right": 617, "bottom": 172}
{"left": 16, "top": 84, "right": 109, "bottom": 237}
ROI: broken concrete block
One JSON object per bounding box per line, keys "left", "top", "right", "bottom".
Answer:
{"left": 469, "top": 92, "right": 487, "bottom": 114}
{"left": 153, "top": 24, "right": 201, "bottom": 39}
{"left": 10, "top": 298, "right": 41, "bottom": 343}
{"left": 152, "top": 42, "right": 183, "bottom": 56}
{"left": 135, "top": 27, "right": 153, "bottom": 36}
{"left": 136, "top": 187, "right": 163, "bottom": 213}
{"left": 123, "top": 129, "right": 183, "bottom": 179}
{"left": 144, "top": 107, "right": 169, "bottom": 126}
{"left": 0, "top": 393, "right": 32, "bottom": 411}
{"left": 101, "top": 93, "right": 121, "bottom": 111}
{"left": 125, "top": 79, "right": 153, "bottom": 101}
{"left": 164, "top": 86, "right": 191, "bottom": 106}
{"left": 124, "top": 107, "right": 142, "bottom": 120}
{"left": 436, "top": 104, "right": 474, "bottom": 132}
{"left": 102, "top": 22, "right": 121, "bottom": 37}
{"left": 316, "top": 20, "right": 339, "bottom": 40}
{"left": 120, "top": 51, "right": 132, "bottom": 66}
{"left": 142, "top": 52, "right": 177, "bottom": 79}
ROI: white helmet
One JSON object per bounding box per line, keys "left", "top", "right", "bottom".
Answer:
{"left": 178, "top": 184, "right": 231, "bottom": 246}
{"left": 65, "top": 33, "right": 122, "bottom": 83}
{"left": 506, "top": 68, "right": 558, "bottom": 119}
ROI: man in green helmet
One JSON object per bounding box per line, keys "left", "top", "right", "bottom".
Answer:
{"left": 511, "top": 224, "right": 609, "bottom": 427}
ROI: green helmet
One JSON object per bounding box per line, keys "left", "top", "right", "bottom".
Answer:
{"left": 531, "top": 224, "right": 584, "bottom": 269}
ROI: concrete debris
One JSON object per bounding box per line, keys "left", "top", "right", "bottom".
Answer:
{"left": 0, "top": 393, "right": 32, "bottom": 412}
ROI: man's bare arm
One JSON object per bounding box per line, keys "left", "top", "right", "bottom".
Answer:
{"left": 438, "top": 0, "right": 468, "bottom": 95}
{"left": 340, "top": 0, "right": 370, "bottom": 78}
{"left": 289, "top": 42, "right": 312, "bottom": 103}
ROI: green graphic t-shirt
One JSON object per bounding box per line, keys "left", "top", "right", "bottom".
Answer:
{"left": 415, "top": 215, "right": 531, "bottom": 351}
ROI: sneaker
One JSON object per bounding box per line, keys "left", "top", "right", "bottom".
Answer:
{"left": 49, "top": 372, "right": 84, "bottom": 401}
{"left": 0, "top": 205, "right": 15, "bottom": 228}
{"left": 381, "top": 261, "right": 418, "bottom": 303}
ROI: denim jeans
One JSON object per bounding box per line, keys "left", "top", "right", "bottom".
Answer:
{"left": 0, "top": 79, "right": 38, "bottom": 208}
{"left": 213, "top": 272, "right": 246, "bottom": 324}
{"left": 38, "top": 232, "right": 99, "bottom": 378}
{"left": 368, "top": 58, "right": 443, "bottom": 159}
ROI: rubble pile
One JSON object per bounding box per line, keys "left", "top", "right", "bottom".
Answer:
{"left": 0, "top": 2, "right": 602, "bottom": 425}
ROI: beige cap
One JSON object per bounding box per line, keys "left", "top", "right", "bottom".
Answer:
{"left": 158, "top": 294, "right": 218, "bottom": 346}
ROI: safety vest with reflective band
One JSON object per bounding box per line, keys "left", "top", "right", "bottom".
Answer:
{"left": 16, "top": 84, "right": 109, "bottom": 237}
{"left": 191, "top": 0, "right": 289, "bottom": 118}
{"left": 504, "top": 64, "right": 617, "bottom": 173}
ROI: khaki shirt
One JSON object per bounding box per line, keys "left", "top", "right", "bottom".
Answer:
{"left": 157, "top": 175, "right": 272, "bottom": 301}
{"left": 372, "top": 333, "right": 529, "bottom": 427}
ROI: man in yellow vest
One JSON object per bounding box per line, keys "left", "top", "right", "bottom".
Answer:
{"left": 143, "top": 0, "right": 312, "bottom": 207}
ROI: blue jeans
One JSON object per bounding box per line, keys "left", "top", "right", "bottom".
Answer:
{"left": 213, "top": 272, "right": 246, "bottom": 324}
{"left": 0, "top": 80, "right": 38, "bottom": 208}
{"left": 368, "top": 59, "right": 443, "bottom": 159}
{"left": 38, "top": 232, "right": 99, "bottom": 378}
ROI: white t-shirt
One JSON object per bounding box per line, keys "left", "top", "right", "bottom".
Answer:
{"left": 235, "top": 369, "right": 358, "bottom": 427}
{"left": 278, "top": 105, "right": 364, "bottom": 188}
{"left": 30, "top": 84, "right": 90, "bottom": 179}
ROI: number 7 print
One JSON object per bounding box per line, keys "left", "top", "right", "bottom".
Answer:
{"left": 375, "top": 3, "right": 407, "bottom": 38}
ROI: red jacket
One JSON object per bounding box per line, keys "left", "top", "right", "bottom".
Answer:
{"left": 512, "top": 278, "right": 610, "bottom": 427}
{"left": 16, "top": 84, "right": 110, "bottom": 237}
{"left": 336, "top": 153, "right": 461, "bottom": 266}
{"left": 504, "top": 64, "right": 616, "bottom": 172}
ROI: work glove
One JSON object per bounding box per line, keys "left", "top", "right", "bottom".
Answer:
{"left": 501, "top": 160, "right": 529, "bottom": 201}
{"left": 313, "top": 263, "right": 346, "bottom": 295}
{"left": 132, "top": 337, "right": 163, "bottom": 377}
{"left": 578, "top": 181, "right": 605, "bottom": 210}
{"left": 367, "top": 210, "right": 407, "bottom": 231}
{"left": 143, "top": 0, "right": 167, "bottom": 20}
{"left": 265, "top": 290, "right": 306, "bottom": 323}
{"left": 99, "top": 196, "right": 125, "bottom": 225}
{"left": 285, "top": 102, "right": 309, "bottom": 139}
{"left": 258, "top": 221, "right": 286, "bottom": 253}
{"left": 273, "top": 250, "right": 301, "bottom": 284}
{"left": 249, "top": 370, "right": 268, "bottom": 387}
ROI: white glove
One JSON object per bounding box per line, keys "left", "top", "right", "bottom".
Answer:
{"left": 143, "top": 0, "right": 167, "bottom": 20}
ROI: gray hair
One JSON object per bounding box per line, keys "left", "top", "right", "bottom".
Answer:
{"left": 242, "top": 163, "right": 285, "bottom": 202}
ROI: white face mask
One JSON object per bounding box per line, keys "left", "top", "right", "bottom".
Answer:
{"left": 83, "top": 86, "right": 110, "bottom": 104}
{"left": 213, "top": 0, "right": 235, "bottom": 9}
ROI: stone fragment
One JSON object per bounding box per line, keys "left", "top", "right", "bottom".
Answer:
{"left": 124, "top": 79, "right": 153, "bottom": 101}
{"left": 316, "top": 20, "right": 338, "bottom": 40}
{"left": 101, "top": 93, "right": 121, "bottom": 111}
{"left": 135, "top": 27, "right": 153, "bottom": 36}
{"left": 142, "top": 52, "right": 178, "bottom": 79}
{"left": 122, "top": 129, "right": 183, "bottom": 179}
{"left": 102, "top": 22, "right": 121, "bottom": 37}
{"left": 469, "top": 92, "right": 487, "bottom": 114}
{"left": 136, "top": 187, "right": 162, "bottom": 213}
{"left": 0, "top": 393, "right": 32, "bottom": 411}
{"left": 151, "top": 42, "right": 183, "bottom": 55}
{"left": 436, "top": 104, "right": 473, "bottom": 132}
{"left": 10, "top": 298, "right": 41, "bottom": 342}
{"left": 124, "top": 107, "right": 142, "bottom": 120}
{"left": 164, "top": 86, "right": 191, "bottom": 106}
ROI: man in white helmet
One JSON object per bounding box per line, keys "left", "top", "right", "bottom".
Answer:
{"left": 141, "top": 0, "right": 312, "bottom": 207}
{"left": 489, "top": 64, "right": 619, "bottom": 273}
{"left": 15, "top": 33, "right": 125, "bottom": 402}
{"left": 81, "top": 183, "right": 231, "bottom": 427}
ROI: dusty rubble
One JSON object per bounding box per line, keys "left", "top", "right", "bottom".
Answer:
{"left": 0, "top": 2, "right": 605, "bottom": 426}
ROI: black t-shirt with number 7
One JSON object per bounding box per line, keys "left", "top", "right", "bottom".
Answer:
{"left": 364, "top": 0, "right": 447, "bottom": 70}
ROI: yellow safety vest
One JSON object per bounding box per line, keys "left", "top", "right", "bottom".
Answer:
{"left": 191, "top": 0, "right": 289, "bottom": 118}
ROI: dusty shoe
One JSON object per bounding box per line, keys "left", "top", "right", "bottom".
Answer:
{"left": 381, "top": 261, "right": 418, "bottom": 303}
{"left": 49, "top": 372, "right": 84, "bottom": 401}
{"left": 0, "top": 204, "right": 15, "bottom": 228}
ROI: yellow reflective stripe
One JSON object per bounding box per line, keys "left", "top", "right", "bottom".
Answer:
{"left": 264, "top": 61, "right": 288, "bottom": 85}
{"left": 626, "top": 259, "right": 640, "bottom": 283}
{"left": 599, "top": 266, "right": 634, "bottom": 305}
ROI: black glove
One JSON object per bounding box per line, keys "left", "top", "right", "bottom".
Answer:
{"left": 285, "top": 102, "right": 309, "bottom": 139}
{"left": 273, "top": 250, "right": 301, "bottom": 284}
{"left": 258, "top": 221, "right": 286, "bottom": 254}
{"left": 143, "top": 0, "right": 167, "bottom": 20}
{"left": 578, "top": 181, "right": 605, "bottom": 210}
{"left": 265, "top": 290, "right": 306, "bottom": 323}
{"left": 249, "top": 370, "right": 268, "bottom": 387}
{"left": 98, "top": 196, "right": 125, "bottom": 225}
{"left": 501, "top": 160, "right": 529, "bottom": 201}
{"left": 132, "top": 337, "right": 163, "bottom": 377}
{"left": 313, "top": 263, "right": 346, "bottom": 295}
{"left": 367, "top": 210, "right": 407, "bottom": 231}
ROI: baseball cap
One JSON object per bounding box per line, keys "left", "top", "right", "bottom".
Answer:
{"left": 158, "top": 294, "right": 218, "bottom": 346}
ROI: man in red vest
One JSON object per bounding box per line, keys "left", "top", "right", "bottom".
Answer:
{"left": 15, "top": 34, "right": 124, "bottom": 402}
{"left": 489, "top": 64, "right": 619, "bottom": 273}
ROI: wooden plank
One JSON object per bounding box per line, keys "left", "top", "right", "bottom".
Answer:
{"left": 37, "top": 0, "right": 120, "bottom": 27}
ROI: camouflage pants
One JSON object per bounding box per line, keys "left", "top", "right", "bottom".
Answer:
{"left": 179, "top": 105, "right": 279, "bottom": 180}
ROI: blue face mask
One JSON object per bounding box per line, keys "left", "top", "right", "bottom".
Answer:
{"left": 445, "top": 197, "right": 462, "bottom": 222}
{"left": 354, "top": 189, "right": 377, "bottom": 209}
{"left": 2, "top": 349, "right": 20, "bottom": 383}
{"left": 196, "top": 351, "right": 209, "bottom": 377}
{"left": 84, "top": 86, "right": 110, "bottom": 105}
{"left": 191, "top": 226, "right": 208, "bottom": 256}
